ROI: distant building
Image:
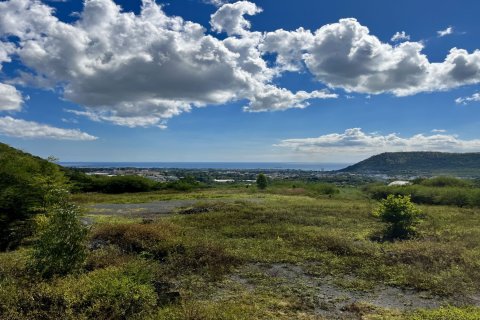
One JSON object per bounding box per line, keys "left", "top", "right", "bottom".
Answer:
{"left": 388, "top": 180, "right": 411, "bottom": 186}
{"left": 86, "top": 172, "right": 116, "bottom": 177}
{"left": 214, "top": 179, "right": 235, "bottom": 183}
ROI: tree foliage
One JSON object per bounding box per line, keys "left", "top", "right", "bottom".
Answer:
{"left": 256, "top": 173, "right": 268, "bottom": 190}
{"left": 0, "top": 143, "right": 66, "bottom": 250}
{"left": 373, "top": 194, "right": 422, "bottom": 239}
{"left": 30, "top": 188, "right": 87, "bottom": 278}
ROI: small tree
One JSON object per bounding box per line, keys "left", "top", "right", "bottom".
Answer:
{"left": 256, "top": 173, "right": 268, "bottom": 190}
{"left": 373, "top": 194, "right": 422, "bottom": 240}
{"left": 30, "top": 188, "right": 87, "bottom": 278}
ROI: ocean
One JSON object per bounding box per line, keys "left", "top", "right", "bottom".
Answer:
{"left": 60, "top": 162, "right": 351, "bottom": 171}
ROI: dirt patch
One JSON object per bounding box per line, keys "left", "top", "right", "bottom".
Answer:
{"left": 88, "top": 199, "right": 198, "bottom": 217}
{"left": 87, "top": 198, "right": 262, "bottom": 218}
{"left": 230, "top": 263, "right": 479, "bottom": 319}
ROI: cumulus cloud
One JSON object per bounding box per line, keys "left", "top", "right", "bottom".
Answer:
{"left": 260, "top": 27, "right": 314, "bottom": 72}
{"left": 210, "top": 1, "right": 262, "bottom": 35}
{"left": 0, "top": 1, "right": 479, "bottom": 129}
{"left": 0, "top": 83, "right": 23, "bottom": 111}
{"left": 391, "top": 31, "right": 410, "bottom": 42}
{"left": 245, "top": 86, "right": 337, "bottom": 112}
{"left": 276, "top": 128, "right": 480, "bottom": 155}
{"left": 0, "top": 116, "right": 97, "bottom": 140}
{"left": 300, "top": 18, "right": 480, "bottom": 96}
{"left": 455, "top": 92, "right": 480, "bottom": 105}
{"left": 0, "top": 0, "right": 334, "bottom": 127}
{"left": 438, "top": 26, "right": 453, "bottom": 37}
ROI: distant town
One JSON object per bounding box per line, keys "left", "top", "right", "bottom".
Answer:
{"left": 73, "top": 167, "right": 381, "bottom": 186}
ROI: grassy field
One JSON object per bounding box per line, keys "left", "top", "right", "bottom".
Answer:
{"left": 2, "top": 185, "right": 480, "bottom": 319}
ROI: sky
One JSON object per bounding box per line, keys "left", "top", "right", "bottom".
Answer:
{"left": 1, "top": 0, "right": 480, "bottom": 163}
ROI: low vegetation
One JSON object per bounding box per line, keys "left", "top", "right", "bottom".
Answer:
{"left": 2, "top": 143, "right": 480, "bottom": 319}
{"left": 68, "top": 173, "right": 205, "bottom": 194}
{"left": 3, "top": 191, "right": 480, "bottom": 319}
{"left": 365, "top": 176, "right": 480, "bottom": 207}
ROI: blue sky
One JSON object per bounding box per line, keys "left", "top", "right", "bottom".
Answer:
{"left": 1, "top": 0, "right": 480, "bottom": 162}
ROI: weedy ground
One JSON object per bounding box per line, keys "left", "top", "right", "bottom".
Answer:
{"left": 2, "top": 186, "right": 480, "bottom": 319}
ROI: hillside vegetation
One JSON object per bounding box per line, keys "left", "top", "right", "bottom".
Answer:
{"left": 340, "top": 151, "right": 480, "bottom": 177}
{"left": 0, "top": 143, "right": 67, "bottom": 250}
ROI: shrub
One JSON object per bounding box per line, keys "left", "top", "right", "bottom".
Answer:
{"left": 373, "top": 195, "right": 422, "bottom": 240}
{"left": 0, "top": 261, "right": 158, "bottom": 319}
{"left": 85, "top": 246, "right": 134, "bottom": 271}
{"left": 71, "top": 262, "right": 157, "bottom": 319}
{"left": 96, "top": 175, "right": 158, "bottom": 194}
{"left": 90, "top": 222, "right": 180, "bottom": 260}
{"left": 256, "top": 173, "right": 268, "bottom": 190}
{"left": 30, "top": 190, "right": 87, "bottom": 278}
{"left": 166, "top": 176, "right": 202, "bottom": 191}
{"left": 166, "top": 242, "right": 239, "bottom": 279}
{"left": 420, "top": 176, "right": 472, "bottom": 188}
{"left": 310, "top": 183, "right": 339, "bottom": 196}
{"left": 364, "top": 184, "right": 480, "bottom": 208}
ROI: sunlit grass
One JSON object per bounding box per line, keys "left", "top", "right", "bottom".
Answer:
{"left": 3, "top": 188, "right": 480, "bottom": 319}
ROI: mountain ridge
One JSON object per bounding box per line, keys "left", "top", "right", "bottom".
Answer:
{"left": 339, "top": 151, "right": 480, "bottom": 177}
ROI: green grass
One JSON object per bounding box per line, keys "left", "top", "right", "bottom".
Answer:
{"left": 3, "top": 188, "right": 480, "bottom": 319}
{"left": 71, "top": 188, "right": 260, "bottom": 204}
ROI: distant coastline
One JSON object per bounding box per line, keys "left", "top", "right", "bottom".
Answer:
{"left": 60, "top": 162, "right": 352, "bottom": 171}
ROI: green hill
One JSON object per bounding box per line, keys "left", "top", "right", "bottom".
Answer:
{"left": 340, "top": 152, "right": 480, "bottom": 177}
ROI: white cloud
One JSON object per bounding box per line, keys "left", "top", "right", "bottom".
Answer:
{"left": 438, "top": 26, "right": 453, "bottom": 37}
{"left": 391, "top": 31, "right": 410, "bottom": 42}
{"left": 204, "top": 0, "right": 230, "bottom": 7}
{"left": 0, "top": 83, "right": 23, "bottom": 111}
{"left": 0, "top": 1, "right": 479, "bottom": 129}
{"left": 276, "top": 128, "right": 480, "bottom": 156}
{"left": 210, "top": 1, "right": 262, "bottom": 35}
{"left": 0, "top": 116, "right": 97, "bottom": 140}
{"left": 65, "top": 107, "right": 174, "bottom": 128}
{"left": 260, "top": 27, "right": 314, "bottom": 72}
{"left": 455, "top": 92, "right": 480, "bottom": 105}
{"left": 0, "top": 41, "right": 15, "bottom": 69}
{"left": 431, "top": 129, "right": 447, "bottom": 133}
{"left": 245, "top": 86, "right": 337, "bottom": 112}
{"left": 0, "top": 0, "right": 334, "bottom": 127}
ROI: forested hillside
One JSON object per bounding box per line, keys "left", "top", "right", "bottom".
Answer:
{"left": 340, "top": 152, "right": 480, "bottom": 176}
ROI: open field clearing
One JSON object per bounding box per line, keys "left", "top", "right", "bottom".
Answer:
{"left": 4, "top": 188, "right": 480, "bottom": 319}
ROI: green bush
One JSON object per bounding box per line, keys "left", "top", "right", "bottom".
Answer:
{"left": 256, "top": 173, "right": 268, "bottom": 190}
{"left": 310, "top": 183, "right": 339, "bottom": 195}
{"left": 90, "top": 222, "right": 179, "bottom": 260}
{"left": 373, "top": 195, "right": 422, "bottom": 240}
{"left": 71, "top": 263, "right": 157, "bottom": 319}
{"left": 30, "top": 191, "right": 87, "bottom": 278}
{"left": 165, "top": 176, "right": 202, "bottom": 191}
{"left": 0, "top": 261, "right": 158, "bottom": 320}
{"left": 166, "top": 242, "right": 239, "bottom": 279}
{"left": 94, "top": 175, "right": 158, "bottom": 194}
{"left": 420, "top": 176, "right": 472, "bottom": 188}
{"left": 364, "top": 183, "right": 480, "bottom": 208}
